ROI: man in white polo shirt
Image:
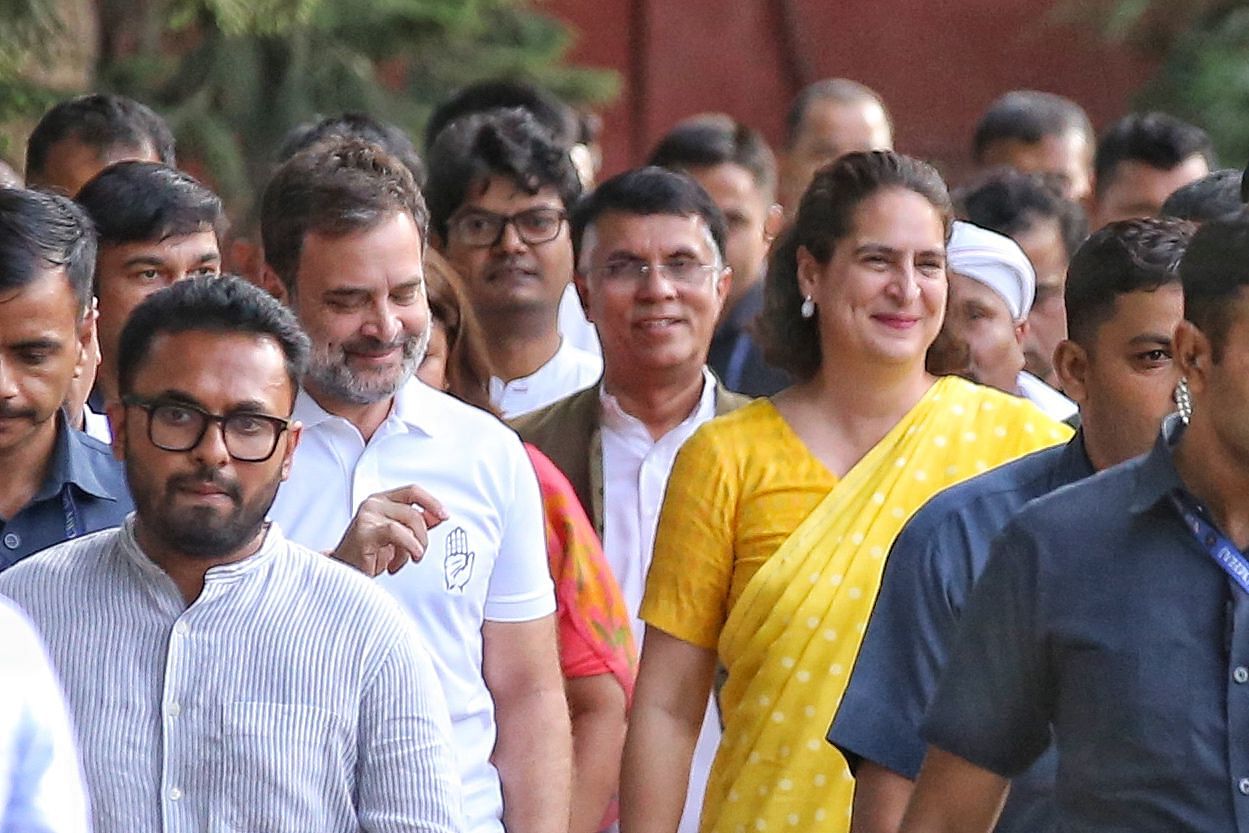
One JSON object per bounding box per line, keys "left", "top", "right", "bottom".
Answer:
{"left": 425, "top": 107, "right": 601, "bottom": 417}
{"left": 261, "top": 138, "right": 570, "bottom": 833}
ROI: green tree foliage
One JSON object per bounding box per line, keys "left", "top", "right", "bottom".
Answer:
{"left": 1074, "top": 0, "right": 1249, "bottom": 167}
{"left": 3, "top": 0, "right": 617, "bottom": 217}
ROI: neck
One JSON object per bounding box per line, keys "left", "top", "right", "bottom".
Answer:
{"left": 1174, "top": 416, "right": 1249, "bottom": 548}
{"left": 0, "top": 416, "right": 59, "bottom": 520}
{"left": 602, "top": 364, "right": 707, "bottom": 441}
{"left": 303, "top": 381, "right": 393, "bottom": 443}
{"left": 480, "top": 308, "right": 562, "bottom": 382}
{"left": 134, "top": 520, "right": 267, "bottom": 606}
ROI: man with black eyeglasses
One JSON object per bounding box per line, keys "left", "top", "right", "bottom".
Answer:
{"left": 0, "top": 275, "right": 464, "bottom": 832}
{"left": 426, "top": 106, "right": 601, "bottom": 417}
{"left": 514, "top": 166, "right": 748, "bottom": 833}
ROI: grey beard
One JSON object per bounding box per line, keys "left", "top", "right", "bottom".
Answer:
{"left": 303, "top": 326, "right": 429, "bottom": 406}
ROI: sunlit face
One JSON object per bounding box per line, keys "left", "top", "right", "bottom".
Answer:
{"left": 798, "top": 187, "right": 947, "bottom": 367}
{"left": 686, "top": 162, "right": 776, "bottom": 311}
{"left": 979, "top": 130, "right": 1093, "bottom": 202}
{"left": 95, "top": 230, "right": 221, "bottom": 400}
{"left": 938, "top": 271, "right": 1026, "bottom": 394}
{"left": 0, "top": 268, "right": 91, "bottom": 455}
{"left": 439, "top": 177, "right": 572, "bottom": 321}
{"left": 1091, "top": 155, "right": 1210, "bottom": 230}
{"left": 1064, "top": 284, "right": 1183, "bottom": 469}
{"left": 780, "top": 99, "right": 893, "bottom": 214}
{"left": 109, "top": 330, "right": 300, "bottom": 559}
{"left": 289, "top": 211, "right": 429, "bottom": 408}
{"left": 578, "top": 211, "right": 730, "bottom": 383}
{"left": 1015, "top": 217, "right": 1071, "bottom": 382}
{"left": 28, "top": 138, "right": 159, "bottom": 197}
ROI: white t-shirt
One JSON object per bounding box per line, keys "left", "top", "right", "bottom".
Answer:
{"left": 489, "top": 337, "right": 602, "bottom": 418}
{"left": 271, "top": 379, "right": 555, "bottom": 833}
{"left": 558, "top": 282, "right": 601, "bottom": 357}
{"left": 599, "top": 368, "right": 720, "bottom": 833}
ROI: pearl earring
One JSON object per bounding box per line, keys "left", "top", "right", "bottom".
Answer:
{"left": 1174, "top": 377, "right": 1193, "bottom": 425}
{"left": 800, "top": 295, "right": 815, "bottom": 319}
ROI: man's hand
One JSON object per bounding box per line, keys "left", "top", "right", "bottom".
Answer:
{"left": 330, "top": 484, "right": 448, "bottom": 576}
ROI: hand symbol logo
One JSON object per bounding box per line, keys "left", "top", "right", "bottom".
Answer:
{"left": 443, "top": 526, "right": 475, "bottom": 592}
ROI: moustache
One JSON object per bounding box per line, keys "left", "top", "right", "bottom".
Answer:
{"left": 0, "top": 405, "right": 37, "bottom": 420}
{"left": 484, "top": 258, "right": 539, "bottom": 281}
{"left": 167, "top": 467, "right": 242, "bottom": 503}
{"left": 342, "top": 335, "right": 415, "bottom": 357}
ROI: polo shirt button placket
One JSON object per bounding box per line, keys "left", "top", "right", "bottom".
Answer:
{"left": 1239, "top": 777, "right": 1249, "bottom": 796}
{"left": 2, "top": 532, "right": 19, "bottom": 550}
{"left": 1236, "top": 667, "right": 1249, "bottom": 684}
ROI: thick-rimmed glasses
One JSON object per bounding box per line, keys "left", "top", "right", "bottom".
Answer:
{"left": 447, "top": 207, "right": 567, "bottom": 248}
{"left": 122, "top": 396, "right": 290, "bottom": 463}
{"left": 588, "top": 257, "right": 724, "bottom": 287}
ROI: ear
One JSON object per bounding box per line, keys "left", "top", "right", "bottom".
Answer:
{"left": 714, "top": 266, "right": 733, "bottom": 308}
{"left": 763, "top": 203, "right": 784, "bottom": 244}
{"left": 1174, "top": 320, "right": 1211, "bottom": 396}
{"left": 1014, "top": 318, "right": 1029, "bottom": 347}
{"left": 258, "top": 264, "right": 289, "bottom": 304}
{"left": 106, "top": 401, "right": 127, "bottom": 462}
{"left": 796, "top": 245, "right": 820, "bottom": 300}
{"left": 279, "top": 420, "right": 303, "bottom": 481}
{"left": 1052, "top": 339, "right": 1090, "bottom": 408}
{"left": 73, "top": 304, "right": 98, "bottom": 380}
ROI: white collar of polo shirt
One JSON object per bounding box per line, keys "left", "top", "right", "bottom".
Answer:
{"left": 292, "top": 376, "right": 441, "bottom": 440}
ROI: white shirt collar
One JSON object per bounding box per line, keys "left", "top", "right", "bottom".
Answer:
{"left": 293, "top": 377, "right": 441, "bottom": 440}
{"left": 599, "top": 367, "right": 718, "bottom": 439}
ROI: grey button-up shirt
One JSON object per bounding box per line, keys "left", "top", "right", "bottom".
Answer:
{"left": 0, "top": 518, "right": 464, "bottom": 833}
{"left": 925, "top": 417, "right": 1249, "bottom": 832}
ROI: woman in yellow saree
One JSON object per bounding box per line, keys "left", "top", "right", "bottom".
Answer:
{"left": 620, "top": 151, "right": 1071, "bottom": 833}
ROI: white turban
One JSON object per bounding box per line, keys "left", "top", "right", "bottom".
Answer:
{"left": 946, "top": 221, "right": 1036, "bottom": 322}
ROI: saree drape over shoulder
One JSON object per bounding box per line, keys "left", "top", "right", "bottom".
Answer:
{"left": 640, "top": 376, "right": 1072, "bottom": 833}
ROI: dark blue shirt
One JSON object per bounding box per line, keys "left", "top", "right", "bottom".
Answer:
{"left": 708, "top": 281, "right": 789, "bottom": 397}
{"left": 829, "top": 435, "right": 1093, "bottom": 833}
{"left": 0, "top": 417, "right": 132, "bottom": 570}
{"left": 924, "top": 418, "right": 1249, "bottom": 833}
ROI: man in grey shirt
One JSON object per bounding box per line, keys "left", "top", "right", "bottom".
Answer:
{"left": 0, "top": 276, "right": 463, "bottom": 833}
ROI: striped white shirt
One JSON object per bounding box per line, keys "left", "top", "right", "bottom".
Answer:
{"left": 0, "top": 517, "right": 464, "bottom": 833}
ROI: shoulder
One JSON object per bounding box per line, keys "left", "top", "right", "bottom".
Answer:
{"left": 68, "top": 428, "right": 129, "bottom": 491}
{"left": 0, "top": 528, "right": 119, "bottom": 598}
{"left": 1015, "top": 455, "right": 1141, "bottom": 534}
{"left": 272, "top": 535, "right": 417, "bottom": 632}
{"left": 693, "top": 396, "right": 780, "bottom": 441}
{"left": 511, "top": 385, "right": 599, "bottom": 442}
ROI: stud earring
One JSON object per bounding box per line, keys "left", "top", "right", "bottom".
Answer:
{"left": 1174, "top": 377, "right": 1193, "bottom": 425}
{"left": 800, "top": 295, "right": 816, "bottom": 319}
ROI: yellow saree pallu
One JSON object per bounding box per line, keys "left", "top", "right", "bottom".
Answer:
{"left": 703, "top": 377, "right": 1070, "bottom": 833}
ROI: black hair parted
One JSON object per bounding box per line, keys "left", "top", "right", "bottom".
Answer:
{"left": 648, "top": 113, "right": 778, "bottom": 198}
{"left": 75, "top": 161, "right": 225, "bottom": 249}
{"left": 1094, "top": 112, "right": 1215, "bottom": 196}
{"left": 424, "top": 107, "right": 582, "bottom": 243}
{"left": 0, "top": 187, "right": 96, "bottom": 312}
{"left": 569, "top": 165, "right": 728, "bottom": 268}
{"left": 278, "top": 112, "right": 426, "bottom": 186}
{"left": 1064, "top": 217, "right": 1194, "bottom": 349}
{"left": 1160, "top": 169, "right": 1246, "bottom": 225}
{"left": 117, "top": 274, "right": 310, "bottom": 402}
{"left": 26, "top": 93, "right": 175, "bottom": 180}
{"left": 424, "top": 78, "right": 579, "bottom": 152}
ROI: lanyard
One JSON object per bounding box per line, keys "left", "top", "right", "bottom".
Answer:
{"left": 1171, "top": 491, "right": 1249, "bottom": 596}
{"left": 61, "top": 489, "right": 81, "bottom": 540}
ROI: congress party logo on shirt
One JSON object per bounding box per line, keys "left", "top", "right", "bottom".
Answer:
{"left": 444, "top": 526, "right": 476, "bottom": 592}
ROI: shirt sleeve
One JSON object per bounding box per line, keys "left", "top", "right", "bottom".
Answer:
{"left": 828, "top": 510, "right": 969, "bottom": 779}
{"left": 921, "top": 518, "right": 1054, "bottom": 778}
{"left": 483, "top": 435, "right": 557, "bottom": 623}
{"left": 0, "top": 598, "right": 91, "bottom": 833}
{"left": 639, "top": 423, "right": 738, "bottom": 651}
{"left": 356, "top": 622, "right": 465, "bottom": 833}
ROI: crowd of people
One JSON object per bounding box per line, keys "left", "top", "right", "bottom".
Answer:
{"left": 0, "top": 75, "right": 1246, "bottom": 833}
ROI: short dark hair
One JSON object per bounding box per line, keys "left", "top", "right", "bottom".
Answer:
{"left": 1178, "top": 211, "right": 1249, "bottom": 362}
{"left": 75, "top": 161, "right": 226, "bottom": 252}
{"left": 117, "top": 274, "right": 310, "bottom": 402}
{"left": 971, "top": 90, "right": 1093, "bottom": 163}
{"left": 261, "top": 138, "right": 428, "bottom": 294}
{"left": 1094, "top": 112, "right": 1215, "bottom": 196}
{"left": 424, "top": 107, "right": 582, "bottom": 242}
{"left": 425, "top": 79, "right": 579, "bottom": 151}
{"left": 785, "top": 79, "right": 890, "bottom": 150}
{"left": 1065, "top": 217, "right": 1193, "bottom": 349}
{"left": 0, "top": 188, "right": 96, "bottom": 312}
{"left": 1160, "top": 169, "right": 1245, "bottom": 224}
{"left": 757, "top": 150, "right": 952, "bottom": 381}
{"left": 277, "top": 112, "right": 425, "bottom": 185}
{"left": 570, "top": 165, "right": 727, "bottom": 269}
{"left": 26, "top": 93, "right": 175, "bottom": 182}
{"left": 648, "top": 114, "right": 777, "bottom": 199}
{"left": 955, "top": 168, "right": 1088, "bottom": 258}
